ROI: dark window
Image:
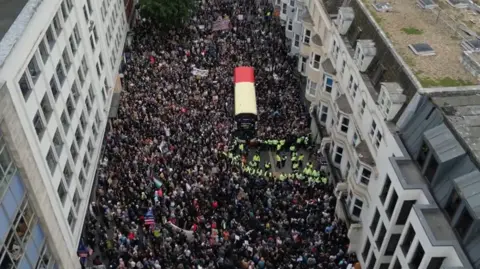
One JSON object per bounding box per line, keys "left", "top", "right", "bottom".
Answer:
{"left": 455, "top": 209, "right": 473, "bottom": 239}
{"left": 445, "top": 190, "right": 461, "bottom": 220}
{"left": 426, "top": 257, "right": 445, "bottom": 269}
{"left": 417, "top": 141, "right": 429, "bottom": 167}
{"left": 424, "top": 156, "right": 438, "bottom": 183}
{"left": 385, "top": 233, "right": 401, "bottom": 256}
{"left": 393, "top": 258, "right": 402, "bottom": 269}
{"left": 375, "top": 222, "right": 386, "bottom": 249}
{"left": 379, "top": 264, "right": 390, "bottom": 269}
{"left": 334, "top": 146, "right": 343, "bottom": 164}
{"left": 409, "top": 243, "right": 424, "bottom": 269}
{"left": 386, "top": 189, "right": 398, "bottom": 219}
{"left": 397, "top": 200, "right": 416, "bottom": 225}
{"left": 370, "top": 209, "right": 380, "bottom": 235}
{"left": 372, "top": 63, "right": 385, "bottom": 87}
{"left": 367, "top": 252, "right": 376, "bottom": 269}
{"left": 362, "top": 238, "right": 371, "bottom": 262}
{"left": 401, "top": 225, "right": 415, "bottom": 256}
{"left": 380, "top": 176, "right": 391, "bottom": 204}
{"left": 352, "top": 199, "right": 363, "bottom": 217}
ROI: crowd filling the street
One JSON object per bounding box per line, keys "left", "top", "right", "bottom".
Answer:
{"left": 83, "top": 0, "right": 359, "bottom": 268}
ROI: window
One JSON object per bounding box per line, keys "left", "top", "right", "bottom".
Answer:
{"left": 86, "top": 0, "right": 93, "bottom": 14}
{"left": 455, "top": 209, "right": 473, "bottom": 238}
{"left": 290, "top": 0, "right": 295, "bottom": 6}
{"left": 79, "top": 171, "right": 86, "bottom": 189}
{"left": 96, "top": 63, "right": 101, "bottom": 77}
{"left": 87, "top": 139, "right": 94, "bottom": 157}
{"left": 393, "top": 258, "right": 402, "bottom": 269}
{"left": 370, "top": 209, "right": 380, "bottom": 234}
{"left": 300, "top": 56, "right": 307, "bottom": 73}
{"left": 386, "top": 189, "right": 398, "bottom": 219}
{"left": 320, "top": 105, "right": 328, "bottom": 123}
{"left": 445, "top": 190, "right": 461, "bottom": 219}
{"left": 282, "top": 3, "right": 287, "bottom": 14}
{"left": 68, "top": 209, "right": 76, "bottom": 231}
{"left": 69, "top": 36, "right": 77, "bottom": 55}
{"left": 83, "top": 154, "right": 90, "bottom": 173}
{"left": 33, "top": 112, "right": 45, "bottom": 140}
{"left": 426, "top": 107, "right": 436, "bottom": 120}
{"left": 352, "top": 132, "right": 359, "bottom": 147}
{"left": 334, "top": 146, "right": 343, "bottom": 164}
{"left": 95, "top": 111, "right": 101, "bottom": 126}
{"left": 307, "top": 79, "right": 317, "bottom": 96}
{"left": 46, "top": 148, "right": 57, "bottom": 174}
{"left": 78, "top": 67, "right": 86, "bottom": 87}
{"left": 375, "top": 131, "right": 383, "bottom": 149}
{"left": 75, "top": 127, "right": 83, "bottom": 147}
{"left": 62, "top": 49, "right": 71, "bottom": 71}
{"left": 303, "top": 29, "right": 311, "bottom": 44}
{"left": 379, "top": 264, "right": 390, "bottom": 269}
{"left": 360, "top": 167, "right": 372, "bottom": 185}
{"left": 40, "top": 94, "right": 53, "bottom": 122}
{"left": 426, "top": 257, "right": 445, "bottom": 269}
{"left": 323, "top": 75, "right": 333, "bottom": 93}
{"left": 80, "top": 112, "right": 87, "bottom": 131}
{"left": 90, "top": 35, "right": 96, "bottom": 50}
{"left": 352, "top": 83, "right": 358, "bottom": 98}
{"left": 88, "top": 85, "right": 95, "bottom": 103}
{"left": 362, "top": 238, "right": 371, "bottom": 262}
{"left": 380, "top": 176, "right": 391, "bottom": 204}
{"left": 65, "top": 0, "right": 73, "bottom": 11}
{"left": 378, "top": 90, "right": 392, "bottom": 115}
{"left": 310, "top": 53, "right": 321, "bottom": 69}
{"left": 341, "top": 60, "right": 346, "bottom": 74}
{"left": 73, "top": 24, "right": 81, "bottom": 44}
{"left": 83, "top": 5, "right": 89, "bottom": 21}
{"left": 36, "top": 244, "right": 54, "bottom": 269}
{"left": 340, "top": 116, "right": 349, "bottom": 133}
{"left": 61, "top": 1, "right": 70, "bottom": 20}
{"left": 71, "top": 82, "right": 80, "bottom": 104}
{"left": 85, "top": 96, "right": 92, "bottom": 114}
{"left": 92, "top": 123, "right": 98, "bottom": 140}
{"left": 287, "top": 19, "right": 293, "bottom": 31}
{"left": 424, "top": 157, "right": 438, "bottom": 183}
{"left": 73, "top": 190, "right": 81, "bottom": 213}
{"left": 397, "top": 200, "right": 416, "bottom": 225}
{"left": 81, "top": 56, "right": 89, "bottom": 75}
{"left": 401, "top": 224, "right": 415, "bottom": 255}
{"left": 293, "top": 34, "right": 300, "bottom": 48}
{"left": 52, "top": 12, "right": 63, "bottom": 35}
{"left": 28, "top": 56, "right": 41, "bottom": 84}
{"left": 39, "top": 39, "right": 49, "bottom": 63}
{"left": 19, "top": 73, "right": 32, "bottom": 100}
{"left": 66, "top": 96, "right": 75, "bottom": 117}
{"left": 99, "top": 53, "right": 104, "bottom": 69}
{"left": 61, "top": 111, "right": 70, "bottom": 134}
{"left": 46, "top": 26, "right": 56, "bottom": 48}
{"left": 385, "top": 233, "right": 401, "bottom": 256}
{"left": 56, "top": 62, "right": 66, "bottom": 86}
{"left": 352, "top": 198, "right": 363, "bottom": 217}
{"left": 369, "top": 120, "right": 377, "bottom": 138}
{"left": 367, "top": 252, "right": 376, "bottom": 269}
{"left": 417, "top": 141, "right": 429, "bottom": 167}
{"left": 63, "top": 162, "right": 72, "bottom": 186}
{"left": 101, "top": 87, "right": 107, "bottom": 102}
{"left": 348, "top": 75, "right": 353, "bottom": 90}
{"left": 409, "top": 243, "right": 424, "bottom": 269}
{"left": 375, "top": 222, "right": 386, "bottom": 249}
{"left": 70, "top": 143, "right": 78, "bottom": 162}
{"left": 360, "top": 99, "right": 366, "bottom": 115}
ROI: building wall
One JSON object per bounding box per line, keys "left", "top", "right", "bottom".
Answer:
{"left": 0, "top": 0, "right": 127, "bottom": 265}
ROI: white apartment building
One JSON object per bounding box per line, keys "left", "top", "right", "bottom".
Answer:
{"left": 0, "top": 0, "right": 127, "bottom": 267}
{"left": 274, "top": 0, "right": 480, "bottom": 268}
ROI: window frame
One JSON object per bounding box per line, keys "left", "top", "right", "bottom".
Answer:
{"left": 303, "top": 28, "right": 311, "bottom": 44}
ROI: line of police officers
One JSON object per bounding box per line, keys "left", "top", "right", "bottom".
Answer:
{"left": 225, "top": 135, "right": 328, "bottom": 184}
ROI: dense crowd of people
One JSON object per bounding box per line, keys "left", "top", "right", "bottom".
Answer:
{"left": 83, "top": 0, "right": 358, "bottom": 268}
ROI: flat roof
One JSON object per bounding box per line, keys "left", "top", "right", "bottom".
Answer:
{"left": 0, "top": 0, "right": 39, "bottom": 68}
{"left": 360, "top": 0, "right": 478, "bottom": 87}
{"left": 421, "top": 207, "right": 457, "bottom": 242}
{"left": 429, "top": 90, "right": 480, "bottom": 166}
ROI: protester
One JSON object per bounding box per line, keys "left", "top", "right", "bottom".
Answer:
{"left": 83, "top": 0, "right": 358, "bottom": 268}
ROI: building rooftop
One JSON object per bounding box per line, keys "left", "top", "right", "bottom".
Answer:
{"left": 0, "top": 0, "right": 39, "bottom": 68}
{"left": 358, "top": 0, "right": 479, "bottom": 88}
{"left": 428, "top": 89, "right": 480, "bottom": 166}
{"left": 419, "top": 206, "right": 458, "bottom": 242}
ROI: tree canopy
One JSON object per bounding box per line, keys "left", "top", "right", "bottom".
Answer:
{"left": 139, "top": 0, "right": 196, "bottom": 28}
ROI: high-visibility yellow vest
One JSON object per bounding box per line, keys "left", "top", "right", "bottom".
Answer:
{"left": 298, "top": 155, "right": 304, "bottom": 161}
{"left": 239, "top": 144, "right": 244, "bottom": 151}
{"left": 277, "top": 144, "right": 282, "bottom": 151}
{"left": 276, "top": 155, "right": 281, "bottom": 162}
{"left": 289, "top": 145, "right": 295, "bottom": 151}
{"left": 291, "top": 156, "right": 297, "bottom": 162}
{"left": 293, "top": 163, "right": 299, "bottom": 169}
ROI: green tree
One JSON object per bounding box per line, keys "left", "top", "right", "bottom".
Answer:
{"left": 139, "top": 0, "right": 196, "bottom": 28}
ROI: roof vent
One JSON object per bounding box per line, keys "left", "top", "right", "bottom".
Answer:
{"left": 409, "top": 43, "right": 436, "bottom": 56}
{"left": 417, "top": 0, "right": 438, "bottom": 9}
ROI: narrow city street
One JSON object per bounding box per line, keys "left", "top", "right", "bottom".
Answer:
{"left": 81, "top": 0, "right": 357, "bottom": 268}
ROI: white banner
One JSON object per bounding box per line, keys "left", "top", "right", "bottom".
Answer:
{"left": 212, "top": 19, "right": 231, "bottom": 31}
{"left": 168, "top": 222, "right": 195, "bottom": 242}
{"left": 192, "top": 67, "right": 209, "bottom": 77}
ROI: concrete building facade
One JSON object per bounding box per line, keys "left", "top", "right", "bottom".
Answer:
{"left": 0, "top": 0, "right": 127, "bottom": 267}
{"left": 274, "top": 0, "right": 480, "bottom": 268}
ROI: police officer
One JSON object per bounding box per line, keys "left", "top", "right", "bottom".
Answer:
{"left": 289, "top": 144, "right": 296, "bottom": 152}
{"left": 276, "top": 154, "right": 282, "bottom": 169}
{"left": 264, "top": 161, "right": 271, "bottom": 170}
{"left": 298, "top": 153, "right": 304, "bottom": 168}
{"left": 281, "top": 155, "right": 287, "bottom": 168}
{"left": 292, "top": 161, "right": 299, "bottom": 171}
